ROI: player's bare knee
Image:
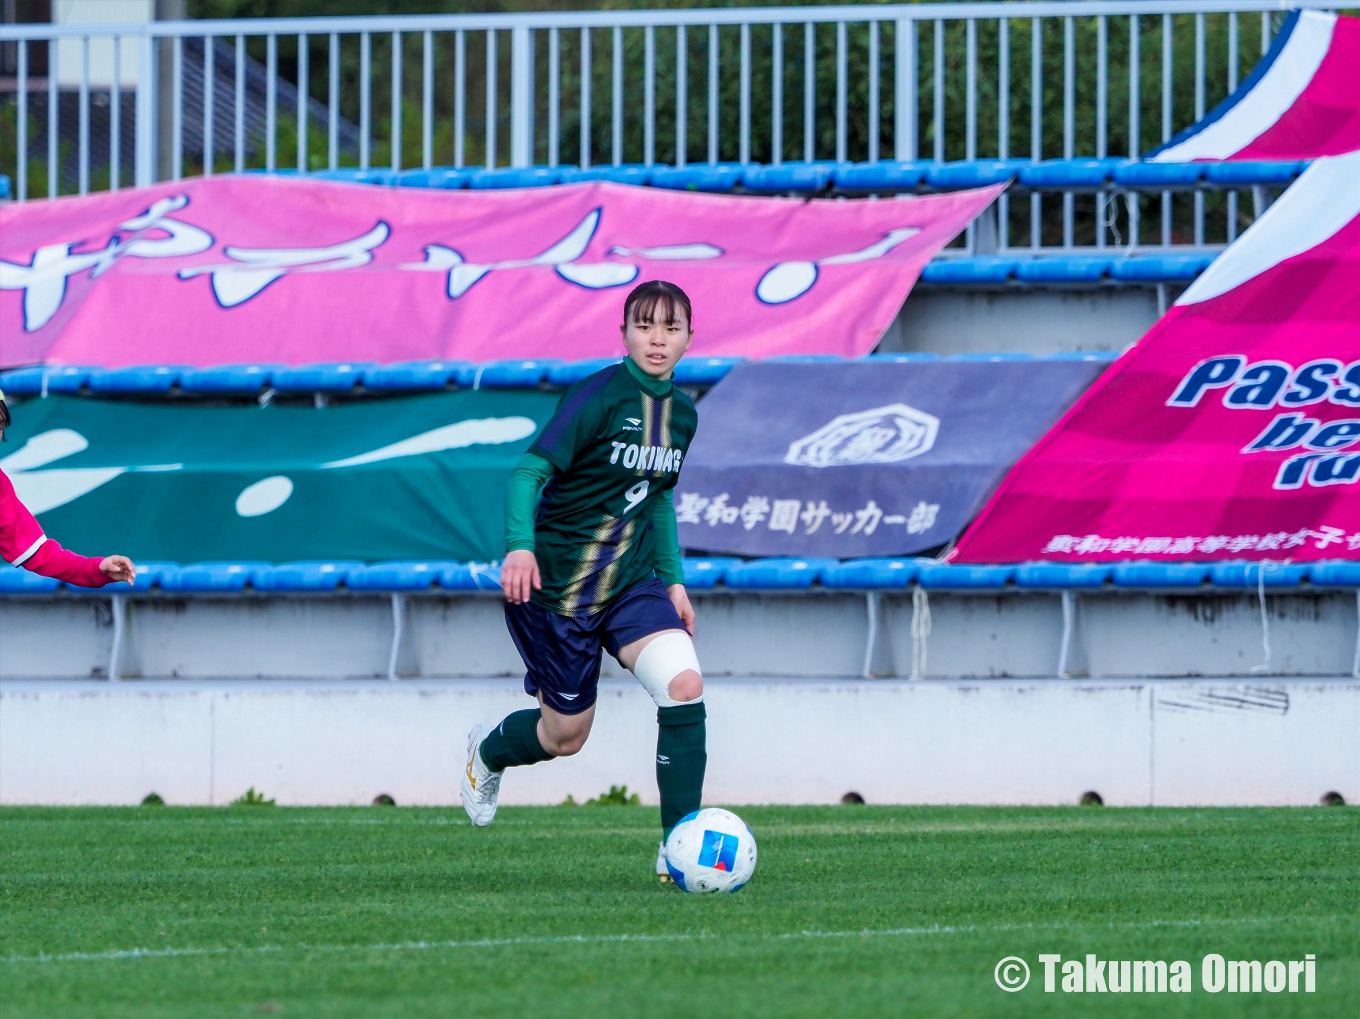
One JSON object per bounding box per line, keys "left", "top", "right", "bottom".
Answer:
{"left": 667, "top": 670, "right": 703, "bottom": 702}
{"left": 551, "top": 733, "right": 588, "bottom": 756}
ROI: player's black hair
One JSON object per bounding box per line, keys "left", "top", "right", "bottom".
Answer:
{"left": 623, "top": 280, "right": 692, "bottom": 330}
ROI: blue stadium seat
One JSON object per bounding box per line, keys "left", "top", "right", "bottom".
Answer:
{"left": 821, "top": 558, "right": 919, "bottom": 589}
{"left": 363, "top": 360, "right": 467, "bottom": 391}
{"left": 1208, "top": 561, "right": 1309, "bottom": 587}
{"left": 867, "top": 352, "right": 940, "bottom": 362}
{"left": 921, "top": 257, "right": 1018, "bottom": 284}
{"left": 1111, "top": 562, "right": 1210, "bottom": 588}
{"left": 722, "top": 558, "right": 838, "bottom": 589}
{"left": 270, "top": 362, "right": 376, "bottom": 392}
{"left": 1109, "top": 254, "right": 1213, "bottom": 282}
{"left": 179, "top": 364, "right": 286, "bottom": 393}
{"left": 1014, "top": 256, "right": 1113, "bottom": 283}
{"left": 160, "top": 562, "right": 269, "bottom": 593}
{"left": 833, "top": 160, "right": 930, "bottom": 191}
{"left": 1308, "top": 561, "right": 1360, "bottom": 586}
{"left": 0, "top": 174, "right": 9, "bottom": 199}
{"left": 925, "top": 159, "right": 1030, "bottom": 188}
{"left": 916, "top": 563, "right": 1015, "bottom": 588}
{"left": 557, "top": 164, "right": 653, "bottom": 186}
{"left": 650, "top": 163, "right": 745, "bottom": 192}
{"left": 681, "top": 558, "right": 744, "bottom": 589}
{"left": 252, "top": 561, "right": 363, "bottom": 592}
{"left": 947, "top": 352, "right": 1035, "bottom": 361}
{"left": 87, "top": 365, "right": 192, "bottom": 394}
{"left": 395, "top": 168, "right": 471, "bottom": 189}
{"left": 468, "top": 167, "right": 562, "bottom": 189}
{"left": 1014, "top": 562, "right": 1112, "bottom": 588}
{"left": 43, "top": 366, "right": 101, "bottom": 394}
{"left": 742, "top": 162, "right": 834, "bottom": 192}
{"left": 441, "top": 562, "right": 503, "bottom": 591}
{"left": 1202, "top": 161, "right": 1305, "bottom": 185}
{"left": 0, "top": 366, "right": 49, "bottom": 396}
{"left": 1111, "top": 162, "right": 1206, "bottom": 187}
{"left": 310, "top": 168, "right": 397, "bottom": 186}
{"left": 672, "top": 357, "right": 744, "bottom": 385}
{"left": 0, "top": 569, "right": 61, "bottom": 593}
{"left": 346, "top": 561, "right": 456, "bottom": 591}
{"left": 455, "top": 359, "right": 559, "bottom": 388}
{"left": 127, "top": 562, "right": 181, "bottom": 589}
{"left": 1044, "top": 351, "right": 1120, "bottom": 362}
{"left": 1017, "top": 158, "right": 1126, "bottom": 188}
{"left": 547, "top": 359, "right": 621, "bottom": 386}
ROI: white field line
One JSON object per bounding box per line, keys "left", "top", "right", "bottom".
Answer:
{"left": 1, "top": 915, "right": 1338, "bottom": 967}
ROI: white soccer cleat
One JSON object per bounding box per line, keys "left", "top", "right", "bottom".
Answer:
{"left": 656, "top": 840, "right": 673, "bottom": 884}
{"left": 461, "top": 725, "right": 502, "bottom": 827}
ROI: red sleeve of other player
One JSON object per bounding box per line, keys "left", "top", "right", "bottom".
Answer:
{"left": 0, "top": 469, "right": 110, "bottom": 588}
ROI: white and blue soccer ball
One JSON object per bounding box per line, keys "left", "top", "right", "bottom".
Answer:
{"left": 665, "top": 808, "right": 757, "bottom": 894}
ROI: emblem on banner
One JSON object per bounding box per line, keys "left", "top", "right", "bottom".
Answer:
{"left": 785, "top": 404, "right": 940, "bottom": 468}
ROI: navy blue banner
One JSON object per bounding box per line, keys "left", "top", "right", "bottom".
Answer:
{"left": 676, "top": 359, "right": 1107, "bottom": 558}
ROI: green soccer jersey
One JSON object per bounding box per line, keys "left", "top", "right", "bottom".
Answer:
{"left": 526, "top": 358, "right": 698, "bottom": 616}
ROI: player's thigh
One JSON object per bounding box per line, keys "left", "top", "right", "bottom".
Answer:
{"left": 602, "top": 578, "right": 689, "bottom": 672}
{"left": 504, "top": 600, "right": 606, "bottom": 716}
{"left": 615, "top": 628, "right": 690, "bottom": 673}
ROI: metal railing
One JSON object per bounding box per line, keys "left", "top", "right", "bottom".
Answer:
{"left": 0, "top": 1, "right": 1342, "bottom": 252}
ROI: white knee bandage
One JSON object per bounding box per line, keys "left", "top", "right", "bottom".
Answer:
{"left": 632, "top": 632, "right": 703, "bottom": 708}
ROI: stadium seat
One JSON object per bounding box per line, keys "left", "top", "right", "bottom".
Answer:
{"left": 394, "top": 168, "right": 470, "bottom": 189}
{"left": 346, "top": 561, "right": 457, "bottom": 591}
{"left": 547, "top": 359, "right": 621, "bottom": 386}
{"left": 1013, "top": 256, "right": 1113, "bottom": 283}
{"left": 1111, "top": 162, "right": 1205, "bottom": 187}
{"left": 179, "top": 364, "right": 286, "bottom": 393}
{"left": 1109, "top": 254, "right": 1213, "bottom": 281}
{"left": 455, "top": 359, "right": 558, "bottom": 388}
{"left": 722, "top": 558, "right": 838, "bottom": 589}
{"left": 159, "top": 562, "right": 269, "bottom": 593}
{"left": 947, "top": 352, "right": 1034, "bottom": 361}
{"left": 363, "top": 360, "right": 467, "bottom": 391}
{"left": 87, "top": 365, "right": 192, "bottom": 394}
{"left": 1202, "top": 161, "right": 1305, "bottom": 185}
{"left": 1111, "top": 562, "right": 1211, "bottom": 588}
{"left": 915, "top": 563, "right": 1015, "bottom": 588}
{"left": 742, "top": 162, "right": 834, "bottom": 192}
{"left": 468, "top": 167, "right": 562, "bottom": 189}
{"left": 1308, "top": 561, "right": 1360, "bottom": 586}
{"left": 920, "top": 257, "right": 1018, "bottom": 284}
{"left": 681, "top": 558, "right": 744, "bottom": 589}
{"left": 42, "top": 366, "right": 101, "bottom": 394}
{"left": 0, "top": 569, "right": 61, "bottom": 593}
{"left": 557, "top": 164, "right": 653, "bottom": 186}
{"left": 821, "top": 558, "right": 919, "bottom": 589}
{"left": 1016, "top": 158, "right": 1126, "bottom": 188}
{"left": 270, "top": 362, "right": 376, "bottom": 392}
{"left": 0, "top": 174, "right": 9, "bottom": 199}
{"left": 650, "top": 163, "right": 744, "bottom": 192}
{"left": 127, "top": 562, "right": 181, "bottom": 589}
{"left": 867, "top": 352, "right": 940, "bottom": 362}
{"left": 440, "top": 562, "right": 503, "bottom": 591}
{"left": 1013, "top": 562, "right": 1112, "bottom": 588}
{"left": 925, "top": 159, "right": 1030, "bottom": 188}
{"left": 0, "top": 366, "right": 49, "bottom": 396}
{"left": 672, "top": 357, "right": 744, "bottom": 385}
{"left": 833, "top": 160, "right": 930, "bottom": 191}
{"left": 1044, "top": 351, "right": 1120, "bottom": 362}
{"left": 252, "top": 561, "right": 364, "bottom": 592}
{"left": 310, "top": 168, "right": 397, "bottom": 186}
{"left": 1208, "top": 561, "right": 1310, "bottom": 587}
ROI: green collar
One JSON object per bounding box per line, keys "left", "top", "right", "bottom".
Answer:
{"left": 622, "top": 354, "right": 674, "bottom": 397}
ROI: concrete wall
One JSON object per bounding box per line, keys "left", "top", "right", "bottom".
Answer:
{"left": 2, "top": 677, "right": 1355, "bottom": 807}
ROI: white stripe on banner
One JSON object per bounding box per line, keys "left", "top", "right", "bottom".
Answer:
{"left": 1151, "top": 10, "right": 1336, "bottom": 163}
{"left": 1178, "top": 151, "right": 1360, "bottom": 305}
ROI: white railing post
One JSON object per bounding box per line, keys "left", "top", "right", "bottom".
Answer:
{"left": 510, "top": 24, "right": 532, "bottom": 167}
{"left": 894, "top": 18, "right": 915, "bottom": 162}
{"left": 135, "top": 33, "right": 157, "bottom": 187}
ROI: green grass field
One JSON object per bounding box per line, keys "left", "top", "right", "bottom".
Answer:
{"left": 2, "top": 804, "right": 1356, "bottom": 1018}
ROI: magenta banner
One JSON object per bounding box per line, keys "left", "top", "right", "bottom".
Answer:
{"left": 952, "top": 153, "right": 1360, "bottom": 564}
{"left": 0, "top": 175, "right": 1001, "bottom": 370}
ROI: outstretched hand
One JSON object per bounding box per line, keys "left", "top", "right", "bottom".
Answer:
{"left": 502, "top": 549, "right": 541, "bottom": 604}
{"left": 100, "top": 555, "right": 136, "bottom": 585}
{"left": 667, "top": 583, "right": 695, "bottom": 635}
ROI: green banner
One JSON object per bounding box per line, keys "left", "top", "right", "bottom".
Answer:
{"left": 1, "top": 392, "right": 559, "bottom": 564}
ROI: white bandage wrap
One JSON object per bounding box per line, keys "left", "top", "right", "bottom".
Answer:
{"left": 631, "top": 631, "right": 703, "bottom": 708}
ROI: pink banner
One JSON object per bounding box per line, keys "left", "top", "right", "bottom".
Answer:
{"left": 952, "top": 153, "right": 1360, "bottom": 564}
{"left": 0, "top": 175, "right": 1000, "bottom": 370}
{"left": 1149, "top": 11, "right": 1360, "bottom": 163}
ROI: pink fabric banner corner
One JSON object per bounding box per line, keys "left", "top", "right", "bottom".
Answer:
{"left": 0, "top": 176, "right": 1002, "bottom": 369}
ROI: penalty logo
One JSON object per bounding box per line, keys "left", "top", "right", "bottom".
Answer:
{"left": 697, "top": 830, "right": 739, "bottom": 872}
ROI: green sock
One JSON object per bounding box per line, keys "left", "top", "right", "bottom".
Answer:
{"left": 478, "top": 709, "right": 553, "bottom": 772}
{"left": 656, "top": 702, "right": 706, "bottom": 836}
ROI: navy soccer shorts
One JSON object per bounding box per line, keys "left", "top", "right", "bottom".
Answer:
{"left": 504, "top": 576, "right": 684, "bottom": 715}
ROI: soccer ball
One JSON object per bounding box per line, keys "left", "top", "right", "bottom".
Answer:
{"left": 664, "top": 808, "right": 757, "bottom": 893}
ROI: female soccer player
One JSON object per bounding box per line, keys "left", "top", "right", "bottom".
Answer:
{"left": 0, "top": 388, "right": 136, "bottom": 587}
{"left": 462, "top": 280, "right": 705, "bottom": 881}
